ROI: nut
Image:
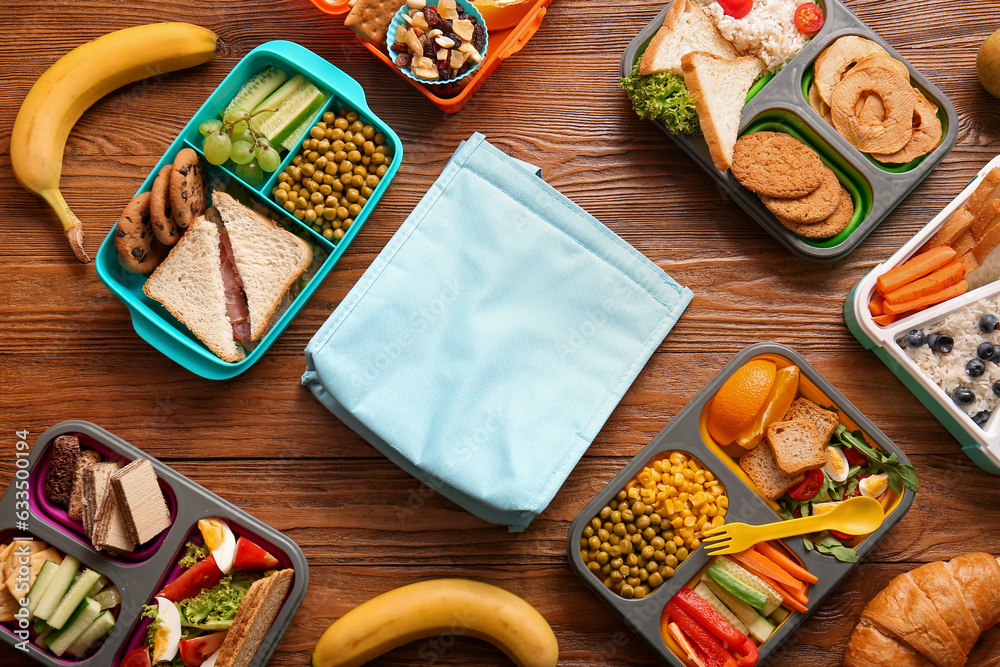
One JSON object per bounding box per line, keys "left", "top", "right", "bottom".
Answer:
{"left": 435, "top": 35, "right": 456, "bottom": 48}
{"left": 406, "top": 0, "right": 426, "bottom": 7}
{"left": 458, "top": 41, "right": 482, "bottom": 63}
{"left": 411, "top": 11, "right": 429, "bottom": 30}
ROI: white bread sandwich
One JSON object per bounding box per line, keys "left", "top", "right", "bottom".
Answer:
{"left": 639, "top": 0, "right": 738, "bottom": 76}
{"left": 143, "top": 192, "right": 312, "bottom": 362}
{"left": 681, "top": 51, "right": 765, "bottom": 171}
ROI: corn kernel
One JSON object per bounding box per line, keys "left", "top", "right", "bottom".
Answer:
{"left": 683, "top": 515, "right": 696, "bottom": 527}
{"left": 718, "top": 496, "right": 729, "bottom": 509}
{"left": 704, "top": 505, "right": 717, "bottom": 517}
{"left": 678, "top": 527, "right": 694, "bottom": 539}
{"left": 717, "top": 508, "right": 727, "bottom": 517}
{"left": 695, "top": 515, "right": 707, "bottom": 530}
{"left": 694, "top": 471, "right": 705, "bottom": 484}
{"left": 681, "top": 468, "right": 694, "bottom": 480}
{"left": 711, "top": 516, "right": 725, "bottom": 528}
{"left": 653, "top": 460, "right": 666, "bottom": 472}
{"left": 680, "top": 508, "right": 692, "bottom": 518}
{"left": 669, "top": 452, "right": 685, "bottom": 465}
{"left": 704, "top": 470, "right": 715, "bottom": 482}
{"left": 671, "top": 517, "right": 683, "bottom": 529}
{"left": 689, "top": 538, "right": 700, "bottom": 549}
{"left": 691, "top": 491, "right": 707, "bottom": 507}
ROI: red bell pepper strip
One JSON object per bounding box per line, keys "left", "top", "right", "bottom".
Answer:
{"left": 666, "top": 599, "right": 741, "bottom": 667}
{"left": 157, "top": 554, "right": 224, "bottom": 602}
{"left": 232, "top": 537, "right": 281, "bottom": 571}
{"left": 673, "top": 588, "right": 759, "bottom": 666}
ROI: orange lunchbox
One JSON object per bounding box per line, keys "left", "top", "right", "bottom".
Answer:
{"left": 309, "top": 0, "right": 552, "bottom": 113}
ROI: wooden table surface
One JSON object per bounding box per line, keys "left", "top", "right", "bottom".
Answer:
{"left": 3, "top": 0, "right": 1000, "bottom": 665}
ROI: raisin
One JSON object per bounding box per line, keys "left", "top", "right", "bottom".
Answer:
{"left": 424, "top": 5, "right": 440, "bottom": 26}
{"left": 423, "top": 40, "right": 435, "bottom": 58}
{"left": 395, "top": 54, "right": 412, "bottom": 68}
{"left": 391, "top": 41, "right": 408, "bottom": 53}
{"left": 472, "top": 23, "right": 486, "bottom": 50}
{"left": 438, "top": 18, "right": 453, "bottom": 32}
{"left": 468, "top": 15, "right": 477, "bottom": 24}
{"left": 447, "top": 31, "right": 461, "bottom": 44}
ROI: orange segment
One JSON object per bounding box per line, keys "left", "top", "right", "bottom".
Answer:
{"left": 735, "top": 365, "right": 801, "bottom": 449}
{"left": 706, "top": 359, "right": 777, "bottom": 445}
{"left": 473, "top": 0, "right": 535, "bottom": 30}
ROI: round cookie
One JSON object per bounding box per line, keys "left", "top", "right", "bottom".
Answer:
{"left": 169, "top": 148, "right": 206, "bottom": 229}
{"left": 778, "top": 186, "right": 854, "bottom": 239}
{"left": 761, "top": 165, "right": 842, "bottom": 224}
{"left": 150, "top": 164, "right": 183, "bottom": 245}
{"left": 731, "top": 132, "right": 825, "bottom": 198}
{"left": 114, "top": 192, "right": 167, "bottom": 274}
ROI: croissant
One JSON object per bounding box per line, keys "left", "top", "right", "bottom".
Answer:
{"left": 844, "top": 553, "right": 1000, "bottom": 667}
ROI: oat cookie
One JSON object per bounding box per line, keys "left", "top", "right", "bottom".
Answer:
{"left": 169, "top": 148, "right": 206, "bottom": 229}
{"left": 732, "top": 132, "right": 825, "bottom": 198}
{"left": 150, "top": 164, "right": 182, "bottom": 245}
{"left": 115, "top": 191, "right": 167, "bottom": 274}
{"left": 761, "top": 165, "right": 842, "bottom": 224}
{"left": 778, "top": 186, "right": 855, "bottom": 239}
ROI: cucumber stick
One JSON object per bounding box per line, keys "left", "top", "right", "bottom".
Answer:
{"left": 250, "top": 73, "right": 306, "bottom": 132}
{"left": 747, "top": 614, "right": 775, "bottom": 644}
{"left": 693, "top": 582, "right": 748, "bottom": 634}
{"left": 259, "top": 83, "right": 325, "bottom": 144}
{"left": 222, "top": 66, "right": 289, "bottom": 119}
{"left": 46, "top": 597, "right": 101, "bottom": 656}
{"left": 714, "top": 556, "right": 784, "bottom": 615}
{"left": 33, "top": 556, "right": 79, "bottom": 622}
{"left": 704, "top": 577, "right": 760, "bottom": 626}
{"left": 93, "top": 586, "right": 120, "bottom": 610}
{"left": 280, "top": 117, "right": 313, "bottom": 152}
{"left": 26, "top": 560, "right": 60, "bottom": 619}
{"left": 66, "top": 610, "right": 115, "bottom": 658}
{"left": 48, "top": 568, "right": 101, "bottom": 630}
{"left": 706, "top": 565, "right": 767, "bottom": 610}
{"left": 85, "top": 575, "right": 107, "bottom": 598}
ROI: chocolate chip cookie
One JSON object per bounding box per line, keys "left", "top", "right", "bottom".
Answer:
{"left": 169, "top": 148, "right": 206, "bottom": 229}
{"left": 150, "top": 164, "right": 183, "bottom": 246}
{"left": 115, "top": 191, "right": 167, "bottom": 274}
{"left": 732, "top": 132, "right": 825, "bottom": 198}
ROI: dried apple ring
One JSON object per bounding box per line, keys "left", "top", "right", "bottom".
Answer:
{"left": 813, "top": 35, "right": 887, "bottom": 105}
{"left": 831, "top": 67, "right": 915, "bottom": 154}
{"left": 871, "top": 90, "right": 943, "bottom": 164}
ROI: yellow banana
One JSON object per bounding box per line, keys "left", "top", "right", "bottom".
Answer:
{"left": 11, "top": 22, "right": 218, "bottom": 263}
{"left": 311, "top": 579, "right": 559, "bottom": 667}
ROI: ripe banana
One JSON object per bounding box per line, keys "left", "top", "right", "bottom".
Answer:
{"left": 311, "top": 578, "right": 559, "bottom": 667}
{"left": 11, "top": 22, "right": 218, "bottom": 263}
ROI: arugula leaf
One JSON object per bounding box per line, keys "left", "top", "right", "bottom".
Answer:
{"left": 835, "top": 424, "right": 919, "bottom": 492}
{"left": 802, "top": 535, "right": 815, "bottom": 551}
{"left": 812, "top": 534, "right": 859, "bottom": 562}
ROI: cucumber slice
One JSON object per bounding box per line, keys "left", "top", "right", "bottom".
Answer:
{"left": 706, "top": 565, "right": 767, "bottom": 610}
{"left": 222, "top": 66, "right": 289, "bottom": 119}
{"left": 693, "top": 581, "right": 748, "bottom": 634}
{"left": 26, "top": 560, "right": 60, "bottom": 620}
{"left": 48, "top": 569, "right": 101, "bottom": 630}
{"left": 85, "top": 575, "right": 108, "bottom": 598}
{"left": 65, "top": 610, "right": 115, "bottom": 658}
{"left": 33, "top": 556, "right": 79, "bottom": 622}
{"left": 46, "top": 597, "right": 100, "bottom": 656}
{"left": 259, "top": 84, "right": 325, "bottom": 144}
{"left": 713, "top": 556, "right": 784, "bottom": 615}
{"left": 249, "top": 73, "right": 306, "bottom": 132}
{"left": 280, "top": 116, "right": 314, "bottom": 152}
{"left": 704, "top": 578, "right": 760, "bottom": 626}
{"left": 93, "top": 586, "right": 120, "bottom": 610}
{"left": 747, "top": 613, "right": 775, "bottom": 644}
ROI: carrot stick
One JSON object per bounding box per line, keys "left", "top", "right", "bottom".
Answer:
{"left": 883, "top": 261, "right": 964, "bottom": 305}
{"left": 873, "top": 313, "right": 901, "bottom": 326}
{"left": 882, "top": 280, "right": 968, "bottom": 316}
{"left": 776, "top": 586, "right": 809, "bottom": 614}
{"left": 868, "top": 294, "right": 885, "bottom": 316}
{"left": 876, "top": 246, "right": 957, "bottom": 294}
{"left": 757, "top": 542, "right": 818, "bottom": 584}
{"left": 730, "top": 549, "right": 801, "bottom": 589}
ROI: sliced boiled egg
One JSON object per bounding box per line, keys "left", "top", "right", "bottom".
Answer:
{"left": 824, "top": 446, "right": 850, "bottom": 483}
{"left": 202, "top": 648, "right": 221, "bottom": 667}
{"left": 151, "top": 596, "right": 182, "bottom": 663}
{"left": 199, "top": 517, "right": 237, "bottom": 574}
{"left": 859, "top": 473, "right": 889, "bottom": 499}
{"left": 811, "top": 501, "right": 840, "bottom": 517}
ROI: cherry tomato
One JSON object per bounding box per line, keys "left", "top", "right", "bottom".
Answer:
{"left": 843, "top": 447, "right": 869, "bottom": 468}
{"left": 157, "top": 554, "right": 223, "bottom": 602}
{"left": 232, "top": 537, "right": 281, "bottom": 571}
{"left": 121, "top": 647, "right": 152, "bottom": 667}
{"left": 178, "top": 631, "right": 227, "bottom": 667}
{"left": 787, "top": 468, "right": 824, "bottom": 500}
{"left": 719, "top": 0, "right": 753, "bottom": 19}
{"left": 830, "top": 529, "right": 857, "bottom": 541}
{"left": 794, "top": 3, "right": 825, "bottom": 33}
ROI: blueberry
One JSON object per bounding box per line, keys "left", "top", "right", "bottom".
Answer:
{"left": 980, "top": 314, "right": 999, "bottom": 333}
{"left": 953, "top": 388, "right": 975, "bottom": 406}
{"left": 933, "top": 334, "right": 955, "bottom": 354}
{"left": 903, "top": 329, "right": 926, "bottom": 348}
{"left": 973, "top": 410, "right": 991, "bottom": 426}
{"left": 978, "top": 342, "right": 997, "bottom": 361}
{"left": 926, "top": 333, "right": 941, "bottom": 350}
{"left": 967, "top": 358, "right": 987, "bottom": 377}
{"left": 994, "top": 381, "right": 1000, "bottom": 398}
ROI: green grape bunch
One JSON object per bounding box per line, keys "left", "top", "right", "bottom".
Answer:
{"left": 199, "top": 108, "right": 282, "bottom": 184}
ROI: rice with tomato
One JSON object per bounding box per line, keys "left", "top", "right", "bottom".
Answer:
{"left": 695, "top": 0, "right": 816, "bottom": 72}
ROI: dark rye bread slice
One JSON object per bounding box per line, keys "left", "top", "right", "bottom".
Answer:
{"left": 215, "top": 569, "right": 294, "bottom": 667}
{"left": 766, "top": 417, "right": 827, "bottom": 477}
{"left": 45, "top": 435, "right": 80, "bottom": 507}
{"left": 111, "top": 459, "right": 172, "bottom": 545}
{"left": 68, "top": 450, "right": 103, "bottom": 521}
{"left": 740, "top": 441, "right": 805, "bottom": 501}
{"left": 784, "top": 398, "right": 839, "bottom": 446}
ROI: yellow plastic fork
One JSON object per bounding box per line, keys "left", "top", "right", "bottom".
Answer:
{"left": 701, "top": 496, "right": 885, "bottom": 556}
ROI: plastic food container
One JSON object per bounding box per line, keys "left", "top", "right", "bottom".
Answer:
{"left": 308, "top": 0, "right": 552, "bottom": 113}
{"left": 846, "top": 155, "right": 1000, "bottom": 475}
{"left": 95, "top": 41, "right": 403, "bottom": 380}
{"left": 620, "top": 0, "right": 957, "bottom": 261}
{"left": 0, "top": 421, "right": 308, "bottom": 666}
{"left": 567, "top": 343, "right": 915, "bottom": 665}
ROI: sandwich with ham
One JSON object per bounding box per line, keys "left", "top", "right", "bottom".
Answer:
{"left": 143, "top": 191, "right": 312, "bottom": 362}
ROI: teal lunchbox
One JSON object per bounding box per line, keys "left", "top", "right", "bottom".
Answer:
{"left": 845, "top": 155, "right": 1000, "bottom": 475}
{"left": 95, "top": 41, "right": 402, "bottom": 380}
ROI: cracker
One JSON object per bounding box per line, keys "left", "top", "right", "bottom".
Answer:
{"left": 345, "top": 0, "right": 405, "bottom": 43}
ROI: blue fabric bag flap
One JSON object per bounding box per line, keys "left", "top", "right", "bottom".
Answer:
{"left": 302, "top": 133, "right": 692, "bottom": 531}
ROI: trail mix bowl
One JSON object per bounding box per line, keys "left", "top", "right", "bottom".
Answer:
{"left": 387, "top": 0, "right": 489, "bottom": 84}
